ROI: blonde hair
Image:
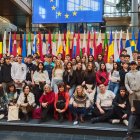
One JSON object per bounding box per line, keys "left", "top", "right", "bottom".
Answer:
{"left": 74, "top": 85, "right": 85, "bottom": 97}
{"left": 52, "top": 59, "right": 63, "bottom": 76}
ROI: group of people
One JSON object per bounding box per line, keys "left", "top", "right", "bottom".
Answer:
{"left": 0, "top": 49, "right": 140, "bottom": 140}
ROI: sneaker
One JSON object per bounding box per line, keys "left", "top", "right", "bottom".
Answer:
{"left": 36, "top": 105, "right": 40, "bottom": 108}
{"left": 91, "top": 117, "right": 99, "bottom": 124}
{"left": 123, "top": 119, "right": 128, "bottom": 126}
{"left": 112, "top": 119, "right": 120, "bottom": 124}
{"left": 123, "top": 133, "right": 133, "bottom": 140}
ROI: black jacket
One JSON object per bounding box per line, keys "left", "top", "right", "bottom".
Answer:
{"left": 119, "top": 69, "right": 128, "bottom": 87}
{"left": 113, "top": 94, "right": 130, "bottom": 115}
{"left": 1, "top": 63, "right": 12, "bottom": 83}
{"left": 63, "top": 70, "right": 76, "bottom": 87}
{"left": 75, "top": 70, "right": 84, "bottom": 86}
{"left": 26, "top": 63, "right": 33, "bottom": 81}
{"left": 0, "top": 68, "right": 2, "bottom": 84}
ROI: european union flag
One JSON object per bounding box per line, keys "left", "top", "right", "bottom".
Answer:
{"left": 33, "top": 0, "right": 103, "bottom": 24}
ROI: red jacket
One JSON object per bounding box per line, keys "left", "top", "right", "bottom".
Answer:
{"left": 39, "top": 91, "right": 55, "bottom": 105}
{"left": 96, "top": 71, "right": 109, "bottom": 86}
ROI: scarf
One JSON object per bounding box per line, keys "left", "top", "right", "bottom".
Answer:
{"left": 58, "top": 91, "right": 65, "bottom": 98}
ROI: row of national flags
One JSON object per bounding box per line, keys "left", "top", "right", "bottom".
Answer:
{"left": 0, "top": 29, "right": 140, "bottom": 63}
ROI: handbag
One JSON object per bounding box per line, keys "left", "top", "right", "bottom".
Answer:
{"left": 32, "top": 108, "right": 42, "bottom": 119}
{"left": 7, "top": 106, "right": 20, "bottom": 121}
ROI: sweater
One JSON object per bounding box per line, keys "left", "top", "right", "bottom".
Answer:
{"left": 119, "top": 69, "right": 128, "bottom": 87}
{"left": 84, "top": 71, "right": 96, "bottom": 90}
{"left": 106, "top": 63, "right": 113, "bottom": 73}
{"left": 125, "top": 70, "right": 140, "bottom": 92}
{"left": 5, "top": 92, "right": 18, "bottom": 104}
{"left": 96, "top": 71, "right": 109, "bottom": 86}
{"left": 1, "top": 63, "right": 12, "bottom": 83}
{"left": 39, "top": 91, "right": 55, "bottom": 105}
{"left": 76, "top": 70, "right": 84, "bottom": 86}
{"left": 113, "top": 94, "right": 130, "bottom": 115}
{"left": 63, "top": 70, "right": 76, "bottom": 87}
{"left": 54, "top": 92, "right": 69, "bottom": 111}
{"left": 11, "top": 62, "right": 27, "bottom": 82}
{"left": 109, "top": 70, "right": 120, "bottom": 83}
{"left": 70, "top": 93, "right": 90, "bottom": 107}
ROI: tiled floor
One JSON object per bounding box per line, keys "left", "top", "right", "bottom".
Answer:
{"left": 0, "top": 131, "right": 139, "bottom": 140}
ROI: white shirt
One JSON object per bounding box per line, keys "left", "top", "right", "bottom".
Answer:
{"left": 109, "top": 70, "right": 120, "bottom": 83}
{"left": 106, "top": 63, "right": 113, "bottom": 73}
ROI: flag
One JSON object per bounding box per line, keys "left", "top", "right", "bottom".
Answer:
{"left": 119, "top": 29, "right": 123, "bottom": 55}
{"left": 131, "top": 29, "right": 137, "bottom": 52}
{"left": 52, "top": 30, "right": 57, "bottom": 56}
{"left": 27, "top": 31, "right": 31, "bottom": 55}
{"left": 82, "top": 30, "right": 86, "bottom": 55}
{"left": 22, "top": 31, "right": 26, "bottom": 63}
{"left": 137, "top": 29, "right": 140, "bottom": 51}
{"left": 13, "top": 31, "right": 17, "bottom": 57}
{"left": 38, "top": 31, "right": 44, "bottom": 62}
{"left": 0, "top": 34, "right": 2, "bottom": 58}
{"left": 103, "top": 30, "right": 108, "bottom": 63}
{"left": 8, "top": 31, "right": 12, "bottom": 56}
{"left": 65, "top": 30, "right": 70, "bottom": 57}
{"left": 18, "top": 33, "right": 22, "bottom": 54}
{"left": 32, "top": 31, "right": 36, "bottom": 55}
{"left": 57, "top": 31, "right": 63, "bottom": 55}
{"left": 71, "top": 30, "right": 75, "bottom": 59}
{"left": 80, "top": 34, "right": 82, "bottom": 57}
{"left": 93, "top": 30, "right": 97, "bottom": 60}
{"left": 42, "top": 31, "right": 46, "bottom": 55}
{"left": 3, "top": 30, "right": 6, "bottom": 55}
{"left": 96, "top": 30, "right": 103, "bottom": 57}
{"left": 108, "top": 30, "right": 114, "bottom": 62}
{"left": 37, "top": 38, "right": 39, "bottom": 55}
{"left": 125, "top": 29, "right": 132, "bottom": 61}
{"left": 114, "top": 30, "right": 119, "bottom": 62}
{"left": 87, "top": 30, "right": 91, "bottom": 56}
{"left": 75, "top": 31, "right": 80, "bottom": 57}
{"left": 63, "top": 30, "right": 66, "bottom": 61}
{"left": 47, "top": 31, "right": 51, "bottom": 54}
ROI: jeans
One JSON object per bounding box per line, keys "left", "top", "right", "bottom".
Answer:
{"left": 53, "top": 79, "right": 63, "bottom": 94}
{"left": 67, "top": 84, "right": 76, "bottom": 98}
{"left": 109, "top": 82, "right": 120, "bottom": 95}
{"left": 69, "top": 104, "right": 92, "bottom": 117}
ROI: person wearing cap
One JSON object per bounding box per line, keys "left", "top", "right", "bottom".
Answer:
{"left": 125, "top": 61, "right": 140, "bottom": 107}
{"left": 0, "top": 56, "right": 13, "bottom": 93}
{"left": 38, "top": 84, "right": 55, "bottom": 124}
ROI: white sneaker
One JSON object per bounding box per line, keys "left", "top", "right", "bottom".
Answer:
{"left": 123, "top": 119, "right": 128, "bottom": 126}
{"left": 36, "top": 105, "right": 40, "bottom": 108}
{"left": 112, "top": 119, "right": 120, "bottom": 124}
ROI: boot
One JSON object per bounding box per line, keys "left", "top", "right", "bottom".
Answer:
{"left": 91, "top": 117, "right": 99, "bottom": 124}
{"left": 74, "top": 114, "right": 79, "bottom": 122}
{"left": 123, "top": 133, "right": 133, "bottom": 140}
{"left": 25, "top": 113, "right": 29, "bottom": 122}
{"left": 59, "top": 113, "right": 64, "bottom": 123}
{"left": 79, "top": 114, "right": 84, "bottom": 123}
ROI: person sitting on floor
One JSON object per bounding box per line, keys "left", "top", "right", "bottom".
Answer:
{"left": 38, "top": 84, "right": 55, "bottom": 124}
{"left": 110, "top": 86, "right": 130, "bottom": 126}
{"left": 54, "top": 83, "right": 72, "bottom": 123}
{"left": 17, "top": 85, "right": 35, "bottom": 122}
{"left": 91, "top": 83, "right": 115, "bottom": 124}
{"left": 69, "top": 85, "right": 92, "bottom": 123}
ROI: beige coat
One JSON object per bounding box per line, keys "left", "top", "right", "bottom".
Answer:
{"left": 17, "top": 92, "right": 35, "bottom": 106}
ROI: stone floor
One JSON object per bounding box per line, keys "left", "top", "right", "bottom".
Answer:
{"left": 0, "top": 131, "right": 139, "bottom": 140}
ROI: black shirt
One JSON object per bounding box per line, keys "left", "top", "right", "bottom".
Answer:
{"left": 31, "top": 64, "right": 38, "bottom": 73}
{"left": 119, "top": 69, "right": 128, "bottom": 87}
{"left": 76, "top": 70, "right": 84, "bottom": 86}
{"left": 26, "top": 63, "right": 33, "bottom": 81}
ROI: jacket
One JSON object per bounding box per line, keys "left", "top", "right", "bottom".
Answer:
{"left": 125, "top": 70, "right": 140, "bottom": 92}
{"left": 1, "top": 63, "right": 12, "bottom": 83}
{"left": 119, "top": 69, "right": 128, "bottom": 87}
{"left": 17, "top": 92, "right": 35, "bottom": 106}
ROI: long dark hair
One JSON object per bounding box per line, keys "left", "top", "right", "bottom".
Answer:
{"left": 88, "top": 54, "right": 95, "bottom": 68}
{"left": 64, "top": 62, "right": 73, "bottom": 76}
{"left": 81, "top": 56, "right": 86, "bottom": 66}
{"left": 111, "top": 62, "right": 120, "bottom": 75}
{"left": 37, "top": 62, "right": 45, "bottom": 72}
{"left": 58, "top": 53, "right": 63, "bottom": 61}
{"left": 85, "top": 62, "right": 96, "bottom": 77}
{"left": 76, "top": 55, "right": 81, "bottom": 63}
{"left": 99, "top": 62, "right": 108, "bottom": 77}
{"left": 76, "top": 62, "right": 84, "bottom": 77}
{"left": 96, "top": 53, "right": 104, "bottom": 64}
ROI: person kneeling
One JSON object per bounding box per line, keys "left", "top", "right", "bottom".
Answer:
{"left": 38, "top": 84, "right": 55, "bottom": 124}
{"left": 17, "top": 85, "right": 35, "bottom": 122}
{"left": 69, "top": 85, "right": 92, "bottom": 123}
{"left": 54, "top": 83, "right": 72, "bottom": 123}
{"left": 110, "top": 86, "right": 130, "bottom": 126}
{"left": 91, "top": 84, "right": 115, "bottom": 123}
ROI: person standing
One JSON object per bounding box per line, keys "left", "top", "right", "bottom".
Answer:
{"left": 11, "top": 55, "right": 27, "bottom": 95}
{"left": 106, "top": 56, "right": 114, "bottom": 73}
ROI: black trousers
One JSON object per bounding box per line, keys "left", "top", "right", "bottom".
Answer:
{"left": 127, "top": 113, "right": 140, "bottom": 134}
{"left": 56, "top": 102, "right": 65, "bottom": 110}
{"left": 33, "top": 85, "right": 43, "bottom": 106}
{"left": 92, "top": 107, "right": 114, "bottom": 122}
{"left": 113, "top": 106, "right": 129, "bottom": 120}
{"left": 41, "top": 104, "right": 53, "bottom": 119}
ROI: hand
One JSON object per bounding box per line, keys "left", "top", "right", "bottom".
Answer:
{"left": 86, "top": 104, "right": 89, "bottom": 109}
{"left": 31, "top": 82, "right": 35, "bottom": 87}
{"left": 59, "top": 109, "right": 65, "bottom": 113}
{"left": 82, "top": 81, "right": 85, "bottom": 86}
{"left": 56, "top": 109, "right": 61, "bottom": 113}
{"left": 122, "top": 114, "right": 127, "bottom": 119}
{"left": 0, "top": 84, "right": 2, "bottom": 89}
{"left": 25, "top": 80, "right": 27, "bottom": 83}
{"left": 130, "top": 91, "right": 134, "bottom": 95}
{"left": 21, "top": 103, "right": 28, "bottom": 107}
{"left": 73, "top": 103, "right": 77, "bottom": 108}
{"left": 119, "top": 104, "right": 126, "bottom": 109}
{"left": 131, "top": 107, "right": 135, "bottom": 114}
{"left": 107, "top": 102, "right": 112, "bottom": 107}
{"left": 86, "top": 89, "right": 89, "bottom": 93}
{"left": 100, "top": 109, "right": 105, "bottom": 114}
{"left": 90, "top": 90, "right": 93, "bottom": 93}
{"left": 15, "top": 81, "right": 18, "bottom": 84}
{"left": 66, "top": 85, "right": 71, "bottom": 89}
{"left": 41, "top": 81, "right": 44, "bottom": 84}
{"left": 19, "top": 81, "right": 22, "bottom": 85}
{"left": 42, "top": 103, "right": 47, "bottom": 108}
{"left": 9, "top": 103, "right": 14, "bottom": 106}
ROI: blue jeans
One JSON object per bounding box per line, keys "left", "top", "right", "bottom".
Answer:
{"left": 53, "top": 79, "right": 63, "bottom": 94}
{"left": 109, "top": 82, "right": 120, "bottom": 95}
{"left": 68, "top": 104, "right": 92, "bottom": 117}
{"left": 67, "top": 84, "right": 76, "bottom": 98}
